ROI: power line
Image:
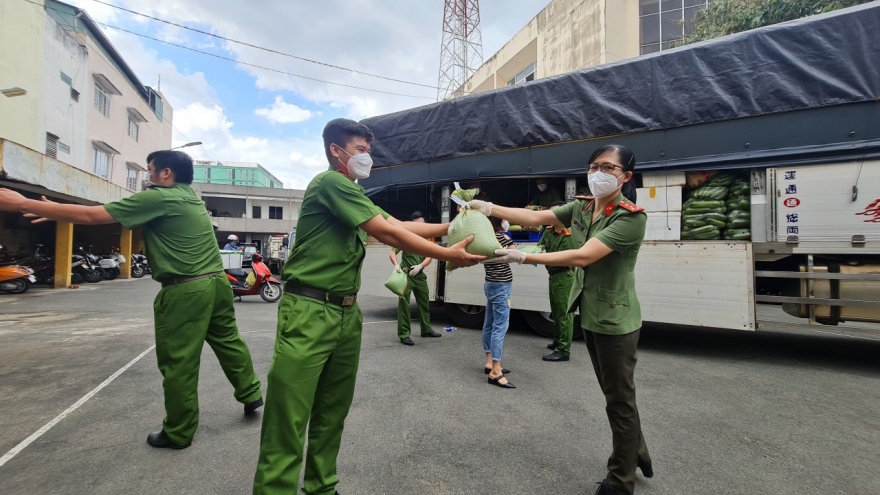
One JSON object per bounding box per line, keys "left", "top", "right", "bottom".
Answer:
{"left": 87, "top": 0, "right": 440, "bottom": 90}
{"left": 27, "top": 0, "right": 434, "bottom": 100}
{"left": 92, "top": 21, "right": 435, "bottom": 100}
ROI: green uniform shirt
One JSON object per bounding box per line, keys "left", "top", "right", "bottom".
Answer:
{"left": 103, "top": 184, "right": 222, "bottom": 282}
{"left": 528, "top": 187, "right": 563, "bottom": 209}
{"left": 537, "top": 226, "right": 575, "bottom": 273}
{"left": 553, "top": 192, "right": 647, "bottom": 335}
{"left": 282, "top": 169, "right": 389, "bottom": 295}
{"left": 392, "top": 248, "right": 426, "bottom": 271}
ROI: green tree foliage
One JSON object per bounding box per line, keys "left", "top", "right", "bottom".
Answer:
{"left": 679, "top": 0, "right": 874, "bottom": 45}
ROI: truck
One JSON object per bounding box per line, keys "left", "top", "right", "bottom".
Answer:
{"left": 355, "top": 3, "right": 880, "bottom": 338}
{"left": 267, "top": 228, "right": 296, "bottom": 274}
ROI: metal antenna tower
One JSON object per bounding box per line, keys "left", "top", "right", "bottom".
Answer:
{"left": 437, "top": 0, "right": 483, "bottom": 100}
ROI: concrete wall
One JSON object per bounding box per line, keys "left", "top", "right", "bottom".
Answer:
{"left": 458, "top": 0, "right": 640, "bottom": 96}
{"left": 42, "top": 14, "right": 88, "bottom": 168}
{"left": 0, "top": 139, "right": 132, "bottom": 205}
{"left": 192, "top": 183, "right": 304, "bottom": 239}
{"left": 0, "top": 0, "right": 45, "bottom": 152}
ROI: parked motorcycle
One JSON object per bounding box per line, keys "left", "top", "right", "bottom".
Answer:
{"left": 130, "top": 253, "right": 149, "bottom": 278}
{"left": 96, "top": 246, "right": 125, "bottom": 280}
{"left": 75, "top": 245, "right": 104, "bottom": 283}
{"left": 224, "top": 253, "right": 282, "bottom": 302}
{"left": 0, "top": 263, "right": 36, "bottom": 294}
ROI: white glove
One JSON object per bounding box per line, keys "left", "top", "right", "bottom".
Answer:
{"left": 466, "top": 199, "right": 493, "bottom": 216}
{"left": 394, "top": 264, "right": 401, "bottom": 272}
{"left": 484, "top": 249, "right": 527, "bottom": 264}
{"left": 409, "top": 265, "right": 422, "bottom": 276}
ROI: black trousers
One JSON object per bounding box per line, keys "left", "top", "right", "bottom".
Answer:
{"left": 584, "top": 328, "right": 651, "bottom": 495}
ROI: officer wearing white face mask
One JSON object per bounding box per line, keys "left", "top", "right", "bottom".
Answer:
{"left": 526, "top": 178, "right": 563, "bottom": 210}
{"left": 253, "top": 118, "right": 485, "bottom": 495}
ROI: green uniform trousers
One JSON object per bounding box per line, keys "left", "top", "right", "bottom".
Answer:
{"left": 253, "top": 293, "right": 363, "bottom": 495}
{"left": 397, "top": 273, "right": 431, "bottom": 339}
{"left": 153, "top": 273, "right": 262, "bottom": 446}
{"left": 584, "top": 329, "right": 651, "bottom": 495}
{"left": 549, "top": 270, "right": 575, "bottom": 356}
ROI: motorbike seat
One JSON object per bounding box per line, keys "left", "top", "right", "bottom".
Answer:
{"left": 226, "top": 268, "right": 249, "bottom": 278}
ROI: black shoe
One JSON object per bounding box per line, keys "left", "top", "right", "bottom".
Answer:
{"left": 547, "top": 342, "right": 557, "bottom": 350}
{"left": 146, "top": 430, "right": 188, "bottom": 450}
{"left": 593, "top": 482, "right": 628, "bottom": 495}
{"left": 400, "top": 337, "right": 414, "bottom": 346}
{"left": 639, "top": 461, "right": 654, "bottom": 478}
{"left": 487, "top": 374, "right": 516, "bottom": 389}
{"left": 542, "top": 351, "right": 570, "bottom": 362}
{"left": 422, "top": 332, "right": 442, "bottom": 338}
{"left": 484, "top": 367, "right": 510, "bottom": 374}
{"left": 244, "top": 397, "right": 264, "bottom": 415}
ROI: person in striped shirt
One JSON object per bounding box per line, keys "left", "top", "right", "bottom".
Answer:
{"left": 482, "top": 216, "right": 517, "bottom": 389}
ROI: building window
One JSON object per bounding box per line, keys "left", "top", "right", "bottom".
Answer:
{"left": 639, "top": 0, "right": 711, "bottom": 55}
{"left": 228, "top": 169, "right": 235, "bottom": 180}
{"left": 59, "top": 142, "right": 70, "bottom": 154}
{"left": 508, "top": 61, "right": 537, "bottom": 86}
{"left": 60, "top": 72, "right": 72, "bottom": 86}
{"left": 269, "top": 206, "right": 283, "bottom": 220}
{"left": 93, "top": 148, "right": 110, "bottom": 178}
{"left": 94, "top": 83, "right": 111, "bottom": 117}
{"left": 128, "top": 117, "right": 139, "bottom": 142}
{"left": 252, "top": 206, "right": 262, "bottom": 219}
{"left": 126, "top": 166, "right": 139, "bottom": 191}
{"left": 46, "top": 133, "right": 59, "bottom": 159}
{"left": 70, "top": 88, "right": 80, "bottom": 102}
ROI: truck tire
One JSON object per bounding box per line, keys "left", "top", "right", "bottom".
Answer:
{"left": 522, "top": 311, "right": 583, "bottom": 340}
{"left": 445, "top": 303, "right": 486, "bottom": 329}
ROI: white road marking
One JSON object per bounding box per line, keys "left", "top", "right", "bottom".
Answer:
{"left": 0, "top": 345, "right": 156, "bottom": 468}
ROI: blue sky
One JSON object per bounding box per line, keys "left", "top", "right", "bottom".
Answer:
{"left": 68, "top": 0, "right": 550, "bottom": 188}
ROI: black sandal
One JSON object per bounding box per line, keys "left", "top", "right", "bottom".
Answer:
{"left": 484, "top": 367, "right": 510, "bottom": 375}
{"left": 488, "top": 374, "right": 516, "bottom": 389}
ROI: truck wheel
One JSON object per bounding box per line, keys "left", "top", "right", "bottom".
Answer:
{"left": 522, "top": 311, "right": 583, "bottom": 340}
{"left": 445, "top": 303, "right": 485, "bottom": 329}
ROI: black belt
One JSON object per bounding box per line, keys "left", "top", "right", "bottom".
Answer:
{"left": 161, "top": 271, "right": 222, "bottom": 287}
{"left": 284, "top": 283, "right": 357, "bottom": 306}
{"left": 548, "top": 268, "right": 573, "bottom": 276}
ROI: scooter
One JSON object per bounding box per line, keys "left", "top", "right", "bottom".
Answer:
{"left": 0, "top": 264, "right": 36, "bottom": 294}
{"left": 224, "top": 253, "right": 282, "bottom": 302}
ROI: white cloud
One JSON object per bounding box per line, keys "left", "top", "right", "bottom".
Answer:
{"left": 255, "top": 96, "right": 312, "bottom": 124}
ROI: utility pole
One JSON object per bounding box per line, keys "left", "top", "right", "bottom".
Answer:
{"left": 437, "top": 0, "right": 483, "bottom": 101}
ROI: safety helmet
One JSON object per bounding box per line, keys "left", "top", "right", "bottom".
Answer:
{"left": 227, "top": 234, "right": 239, "bottom": 241}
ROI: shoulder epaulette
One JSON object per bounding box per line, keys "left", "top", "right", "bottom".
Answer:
{"left": 617, "top": 201, "right": 645, "bottom": 213}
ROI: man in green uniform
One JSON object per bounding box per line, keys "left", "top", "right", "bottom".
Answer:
{"left": 538, "top": 201, "right": 575, "bottom": 362}
{"left": 0, "top": 150, "right": 263, "bottom": 450}
{"left": 252, "top": 118, "right": 483, "bottom": 495}
{"left": 526, "top": 179, "right": 563, "bottom": 209}
{"left": 389, "top": 210, "right": 441, "bottom": 345}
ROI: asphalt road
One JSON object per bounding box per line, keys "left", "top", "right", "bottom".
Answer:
{"left": 0, "top": 278, "right": 878, "bottom": 495}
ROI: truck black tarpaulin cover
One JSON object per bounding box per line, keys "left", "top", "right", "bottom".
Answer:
{"left": 359, "top": 3, "right": 880, "bottom": 191}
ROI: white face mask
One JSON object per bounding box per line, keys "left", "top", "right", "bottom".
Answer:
{"left": 536, "top": 183, "right": 547, "bottom": 192}
{"left": 588, "top": 171, "right": 623, "bottom": 198}
{"left": 337, "top": 146, "right": 373, "bottom": 179}
{"left": 501, "top": 220, "right": 510, "bottom": 231}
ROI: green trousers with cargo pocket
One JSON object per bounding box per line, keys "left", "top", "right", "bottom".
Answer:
{"left": 152, "top": 273, "right": 262, "bottom": 446}
{"left": 549, "top": 270, "right": 575, "bottom": 356}
{"left": 397, "top": 272, "right": 432, "bottom": 339}
{"left": 252, "top": 293, "right": 363, "bottom": 495}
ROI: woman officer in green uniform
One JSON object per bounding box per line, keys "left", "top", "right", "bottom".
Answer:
{"left": 469, "top": 144, "right": 652, "bottom": 495}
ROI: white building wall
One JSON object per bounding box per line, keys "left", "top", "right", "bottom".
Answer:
{"left": 80, "top": 34, "right": 172, "bottom": 190}
{"left": 41, "top": 14, "right": 88, "bottom": 168}
{"left": 0, "top": 0, "right": 44, "bottom": 152}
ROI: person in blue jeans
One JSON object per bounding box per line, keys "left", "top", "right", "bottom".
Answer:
{"left": 482, "top": 216, "right": 517, "bottom": 389}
